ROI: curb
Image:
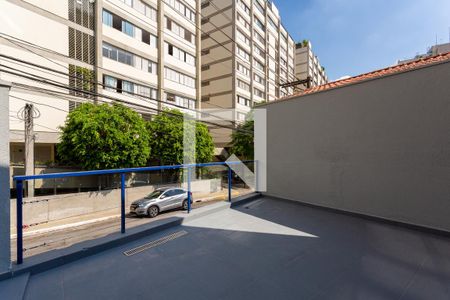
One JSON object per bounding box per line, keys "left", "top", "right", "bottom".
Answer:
{"left": 0, "top": 193, "right": 261, "bottom": 282}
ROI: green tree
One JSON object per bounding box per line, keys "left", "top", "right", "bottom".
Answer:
{"left": 147, "top": 109, "right": 214, "bottom": 165}
{"left": 230, "top": 119, "right": 254, "bottom": 160}
{"left": 57, "top": 103, "right": 150, "bottom": 170}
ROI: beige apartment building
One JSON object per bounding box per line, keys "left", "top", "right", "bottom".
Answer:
{"left": 295, "top": 40, "right": 328, "bottom": 89}
{"left": 0, "top": 0, "right": 202, "bottom": 165}
{"left": 200, "top": 0, "right": 296, "bottom": 128}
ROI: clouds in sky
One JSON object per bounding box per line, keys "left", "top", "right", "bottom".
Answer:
{"left": 277, "top": 0, "right": 450, "bottom": 80}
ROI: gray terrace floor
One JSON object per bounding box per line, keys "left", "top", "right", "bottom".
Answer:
{"left": 7, "top": 196, "right": 450, "bottom": 299}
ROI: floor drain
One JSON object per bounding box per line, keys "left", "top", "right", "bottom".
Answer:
{"left": 123, "top": 230, "right": 188, "bottom": 257}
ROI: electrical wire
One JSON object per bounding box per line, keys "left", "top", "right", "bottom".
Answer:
{"left": 0, "top": 55, "right": 237, "bottom": 125}
{"left": 2, "top": 69, "right": 254, "bottom": 135}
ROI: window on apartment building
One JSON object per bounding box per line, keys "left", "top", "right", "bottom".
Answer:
{"left": 103, "top": 75, "right": 157, "bottom": 99}
{"left": 164, "top": 67, "right": 195, "bottom": 88}
{"left": 254, "top": 0, "right": 265, "bottom": 15}
{"left": 104, "top": 75, "right": 117, "bottom": 91}
{"left": 236, "top": 45, "right": 250, "bottom": 60}
{"left": 201, "top": 2, "right": 210, "bottom": 9}
{"left": 254, "top": 73, "right": 265, "bottom": 85}
{"left": 254, "top": 87, "right": 265, "bottom": 98}
{"left": 236, "top": 29, "right": 250, "bottom": 46}
{"left": 104, "top": 10, "right": 157, "bottom": 48}
{"left": 122, "top": 20, "right": 135, "bottom": 37}
{"left": 201, "top": 65, "right": 210, "bottom": 71}
{"left": 165, "top": 17, "right": 194, "bottom": 44}
{"left": 267, "top": 16, "right": 277, "bottom": 30}
{"left": 167, "top": 0, "right": 196, "bottom": 22}
{"left": 122, "top": 80, "right": 134, "bottom": 94}
{"left": 237, "top": 112, "right": 246, "bottom": 121}
{"left": 237, "top": 79, "right": 250, "bottom": 92}
{"left": 236, "top": 0, "right": 250, "bottom": 15}
{"left": 165, "top": 92, "right": 195, "bottom": 109}
{"left": 165, "top": 92, "right": 176, "bottom": 102}
{"left": 254, "top": 44, "right": 265, "bottom": 58}
{"left": 165, "top": 42, "right": 195, "bottom": 65}
{"left": 102, "top": 10, "right": 113, "bottom": 26}
{"left": 142, "top": 30, "right": 150, "bottom": 44}
{"left": 237, "top": 63, "right": 250, "bottom": 77}
{"left": 254, "top": 17, "right": 265, "bottom": 31}
{"left": 119, "top": 0, "right": 157, "bottom": 21}
{"left": 254, "top": 30, "right": 265, "bottom": 45}
{"left": 201, "top": 81, "right": 210, "bottom": 87}
{"left": 118, "top": 48, "right": 133, "bottom": 65}
{"left": 102, "top": 43, "right": 157, "bottom": 74}
{"left": 237, "top": 95, "right": 251, "bottom": 107}
{"left": 237, "top": 13, "right": 250, "bottom": 30}
{"left": 102, "top": 43, "right": 118, "bottom": 60}
{"left": 253, "top": 58, "right": 264, "bottom": 72}
{"left": 201, "top": 18, "right": 209, "bottom": 25}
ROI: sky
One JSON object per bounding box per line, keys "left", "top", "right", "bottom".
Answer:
{"left": 275, "top": 0, "right": 450, "bottom": 80}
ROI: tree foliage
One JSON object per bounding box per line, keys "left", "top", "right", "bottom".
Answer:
{"left": 147, "top": 109, "right": 214, "bottom": 165}
{"left": 230, "top": 119, "right": 254, "bottom": 159}
{"left": 57, "top": 103, "right": 150, "bottom": 170}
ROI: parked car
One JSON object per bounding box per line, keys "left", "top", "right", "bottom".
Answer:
{"left": 130, "top": 187, "right": 193, "bottom": 218}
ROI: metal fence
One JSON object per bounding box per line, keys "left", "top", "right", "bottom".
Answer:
{"left": 13, "top": 161, "right": 255, "bottom": 264}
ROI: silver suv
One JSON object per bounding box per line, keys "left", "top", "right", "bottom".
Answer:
{"left": 130, "top": 187, "right": 193, "bottom": 218}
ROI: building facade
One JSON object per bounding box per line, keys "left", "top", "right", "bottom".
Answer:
{"left": 200, "top": 0, "right": 296, "bottom": 127}
{"left": 294, "top": 40, "right": 328, "bottom": 89}
{"left": 0, "top": 0, "right": 201, "bottom": 165}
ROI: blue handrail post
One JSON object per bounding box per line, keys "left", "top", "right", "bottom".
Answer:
{"left": 187, "top": 167, "right": 192, "bottom": 213}
{"left": 228, "top": 167, "right": 232, "bottom": 202}
{"left": 16, "top": 180, "right": 23, "bottom": 264}
{"left": 120, "top": 173, "right": 126, "bottom": 234}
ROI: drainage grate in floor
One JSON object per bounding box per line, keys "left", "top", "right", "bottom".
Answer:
{"left": 123, "top": 230, "right": 188, "bottom": 257}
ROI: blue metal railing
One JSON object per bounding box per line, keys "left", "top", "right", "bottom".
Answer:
{"left": 13, "top": 161, "right": 255, "bottom": 264}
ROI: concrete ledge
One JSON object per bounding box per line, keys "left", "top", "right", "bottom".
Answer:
{"left": 264, "top": 194, "right": 450, "bottom": 238}
{"left": 0, "top": 192, "right": 262, "bottom": 282}
{"left": 231, "top": 192, "right": 262, "bottom": 208}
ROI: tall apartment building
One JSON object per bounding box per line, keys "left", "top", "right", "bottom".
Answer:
{"left": 295, "top": 40, "right": 328, "bottom": 89}
{"left": 0, "top": 0, "right": 201, "bottom": 165}
{"left": 200, "top": 0, "right": 296, "bottom": 127}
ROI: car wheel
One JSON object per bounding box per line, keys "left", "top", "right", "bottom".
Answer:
{"left": 148, "top": 206, "right": 159, "bottom": 218}
{"left": 182, "top": 199, "right": 189, "bottom": 210}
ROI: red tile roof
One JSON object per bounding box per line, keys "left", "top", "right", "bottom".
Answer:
{"left": 278, "top": 52, "right": 450, "bottom": 101}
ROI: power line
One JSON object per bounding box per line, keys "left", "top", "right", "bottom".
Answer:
{"left": 9, "top": 95, "right": 69, "bottom": 113}
{"left": 0, "top": 55, "right": 236, "bottom": 125}
{"left": 3, "top": 69, "right": 254, "bottom": 135}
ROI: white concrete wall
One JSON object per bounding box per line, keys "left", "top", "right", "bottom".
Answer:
{"left": 264, "top": 61, "right": 450, "bottom": 232}
{"left": 0, "top": 0, "right": 70, "bottom": 134}
{"left": 11, "top": 178, "right": 222, "bottom": 226}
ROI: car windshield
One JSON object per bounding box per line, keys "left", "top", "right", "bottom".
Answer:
{"left": 145, "top": 190, "right": 164, "bottom": 199}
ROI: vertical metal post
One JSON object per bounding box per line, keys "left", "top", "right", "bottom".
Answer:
{"left": 228, "top": 167, "right": 232, "bottom": 202}
{"left": 120, "top": 173, "right": 125, "bottom": 234}
{"left": 16, "top": 180, "right": 23, "bottom": 264}
{"left": 187, "top": 167, "right": 192, "bottom": 213}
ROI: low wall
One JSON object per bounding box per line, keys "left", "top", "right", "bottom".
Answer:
{"left": 11, "top": 179, "right": 222, "bottom": 226}
{"left": 264, "top": 60, "right": 450, "bottom": 232}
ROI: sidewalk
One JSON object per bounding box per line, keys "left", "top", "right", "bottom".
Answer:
{"left": 11, "top": 188, "right": 250, "bottom": 236}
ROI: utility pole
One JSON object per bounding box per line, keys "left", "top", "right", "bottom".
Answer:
{"left": 24, "top": 103, "right": 35, "bottom": 197}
